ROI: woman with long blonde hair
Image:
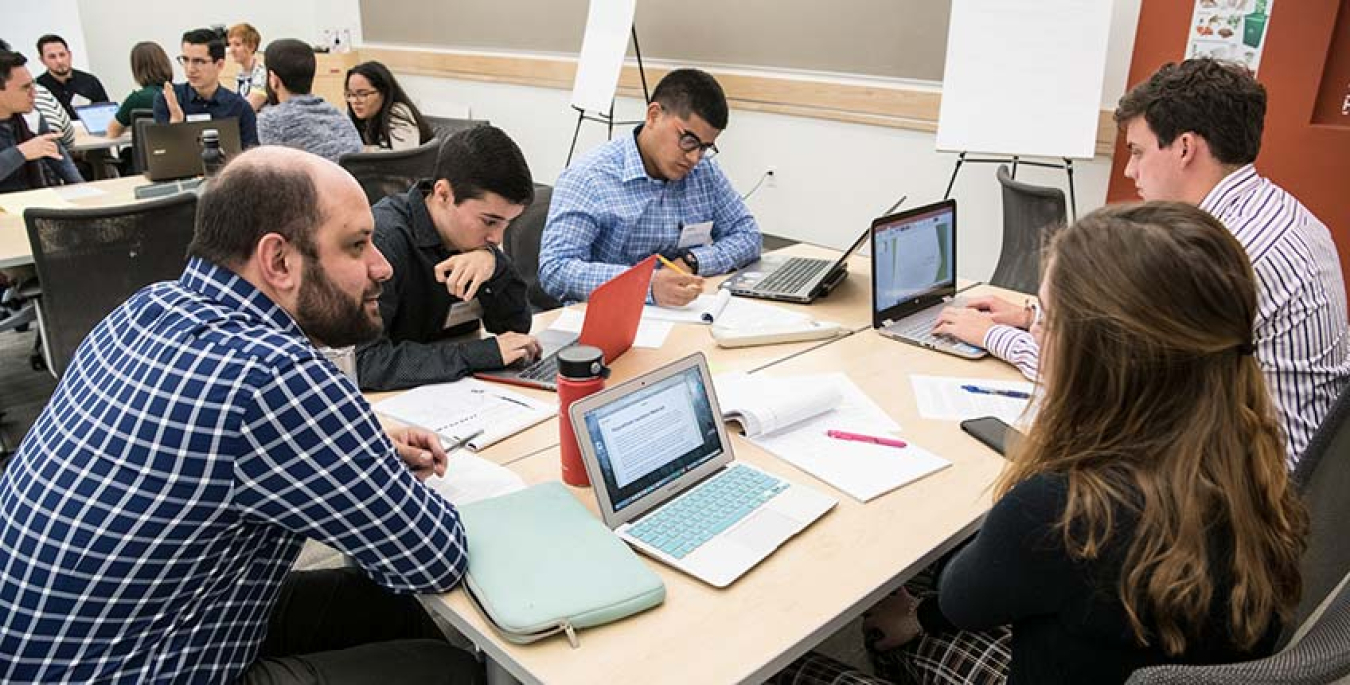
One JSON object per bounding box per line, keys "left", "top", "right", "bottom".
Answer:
{"left": 778, "top": 202, "right": 1308, "bottom": 685}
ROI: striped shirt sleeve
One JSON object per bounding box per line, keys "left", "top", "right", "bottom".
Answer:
{"left": 983, "top": 325, "right": 1040, "bottom": 380}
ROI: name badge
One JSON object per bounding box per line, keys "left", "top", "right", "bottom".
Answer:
{"left": 186, "top": 113, "right": 211, "bottom": 123}
{"left": 444, "top": 299, "right": 484, "bottom": 329}
{"left": 677, "top": 221, "right": 714, "bottom": 249}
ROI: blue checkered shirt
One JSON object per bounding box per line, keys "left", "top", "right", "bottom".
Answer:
{"left": 538, "top": 127, "right": 761, "bottom": 303}
{"left": 0, "top": 258, "right": 468, "bottom": 683}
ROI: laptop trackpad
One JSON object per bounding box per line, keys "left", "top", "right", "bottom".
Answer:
{"left": 725, "top": 508, "right": 799, "bottom": 554}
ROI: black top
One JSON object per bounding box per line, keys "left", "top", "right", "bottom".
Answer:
{"left": 36, "top": 69, "right": 110, "bottom": 119}
{"left": 925, "top": 473, "right": 1281, "bottom": 685}
{"left": 355, "top": 183, "right": 532, "bottom": 391}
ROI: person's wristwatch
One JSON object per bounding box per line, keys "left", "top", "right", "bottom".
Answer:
{"left": 681, "top": 249, "right": 700, "bottom": 275}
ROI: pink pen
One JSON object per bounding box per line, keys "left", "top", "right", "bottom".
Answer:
{"left": 826, "top": 429, "right": 907, "bottom": 449}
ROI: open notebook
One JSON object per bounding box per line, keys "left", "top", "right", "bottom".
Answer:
{"left": 713, "top": 372, "right": 950, "bottom": 502}
{"left": 374, "top": 378, "right": 556, "bottom": 452}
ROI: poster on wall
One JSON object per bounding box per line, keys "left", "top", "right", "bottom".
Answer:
{"left": 1185, "top": 0, "right": 1274, "bottom": 73}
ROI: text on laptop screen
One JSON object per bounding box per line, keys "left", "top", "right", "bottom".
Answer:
{"left": 873, "top": 205, "right": 955, "bottom": 312}
{"left": 581, "top": 365, "right": 725, "bottom": 513}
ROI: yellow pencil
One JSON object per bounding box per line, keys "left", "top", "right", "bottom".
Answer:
{"left": 656, "top": 254, "right": 690, "bottom": 275}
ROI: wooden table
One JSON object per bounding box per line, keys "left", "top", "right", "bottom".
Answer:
{"left": 0, "top": 176, "right": 151, "bottom": 269}
{"left": 422, "top": 297, "right": 1030, "bottom": 684}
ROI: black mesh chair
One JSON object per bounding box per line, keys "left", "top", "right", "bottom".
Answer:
{"left": 337, "top": 138, "right": 441, "bottom": 205}
{"left": 501, "top": 184, "right": 561, "bottom": 312}
{"left": 423, "top": 116, "right": 489, "bottom": 141}
{"left": 991, "top": 165, "right": 1067, "bottom": 294}
{"left": 128, "top": 109, "right": 156, "bottom": 174}
{"left": 25, "top": 192, "right": 198, "bottom": 377}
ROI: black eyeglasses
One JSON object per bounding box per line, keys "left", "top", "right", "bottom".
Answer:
{"left": 176, "top": 55, "right": 214, "bottom": 67}
{"left": 676, "top": 128, "right": 719, "bottom": 158}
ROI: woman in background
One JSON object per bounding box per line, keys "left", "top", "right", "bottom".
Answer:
{"left": 345, "top": 61, "right": 432, "bottom": 151}
{"left": 106, "top": 41, "right": 172, "bottom": 138}
{"left": 775, "top": 203, "right": 1309, "bottom": 685}
{"left": 227, "top": 23, "right": 267, "bottom": 111}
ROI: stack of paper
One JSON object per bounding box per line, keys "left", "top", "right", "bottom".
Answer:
{"left": 644, "top": 292, "right": 811, "bottom": 328}
{"left": 374, "top": 378, "right": 556, "bottom": 451}
{"left": 715, "top": 372, "right": 950, "bottom": 502}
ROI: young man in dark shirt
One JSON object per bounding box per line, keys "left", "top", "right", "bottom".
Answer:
{"left": 33, "top": 34, "right": 109, "bottom": 119}
{"left": 152, "top": 28, "right": 259, "bottom": 147}
{"left": 356, "top": 125, "right": 541, "bottom": 391}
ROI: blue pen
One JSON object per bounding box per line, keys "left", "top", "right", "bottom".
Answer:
{"left": 961, "top": 384, "right": 1032, "bottom": 400}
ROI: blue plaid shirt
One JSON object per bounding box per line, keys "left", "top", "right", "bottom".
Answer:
{"left": 538, "top": 127, "right": 761, "bottom": 302}
{"left": 0, "top": 258, "right": 468, "bottom": 683}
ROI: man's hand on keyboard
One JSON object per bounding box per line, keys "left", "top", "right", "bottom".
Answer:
{"left": 495, "top": 331, "right": 541, "bottom": 367}
{"left": 932, "top": 306, "right": 995, "bottom": 347}
{"left": 652, "top": 268, "right": 704, "bottom": 307}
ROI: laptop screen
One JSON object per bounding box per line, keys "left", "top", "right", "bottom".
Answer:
{"left": 580, "top": 364, "right": 725, "bottom": 513}
{"left": 76, "top": 103, "right": 120, "bottom": 135}
{"left": 872, "top": 202, "right": 956, "bottom": 314}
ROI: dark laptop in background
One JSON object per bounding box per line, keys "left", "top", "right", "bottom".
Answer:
{"left": 142, "top": 119, "right": 242, "bottom": 182}
{"left": 74, "top": 102, "right": 120, "bottom": 136}
{"left": 721, "top": 228, "right": 869, "bottom": 304}
{"left": 870, "top": 199, "right": 986, "bottom": 360}
{"left": 476, "top": 256, "right": 656, "bottom": 392}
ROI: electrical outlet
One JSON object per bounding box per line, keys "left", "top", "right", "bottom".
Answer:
{"left": 765, "top": 166, "right": 777, "bottom": 188}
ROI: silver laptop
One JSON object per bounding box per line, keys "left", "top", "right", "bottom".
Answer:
{"left": 74, "top": 102, "right": 119, "bottom": 136}
{"left": 721, "top": 229, "right": 869, "bottom": 304}
{"left": 570, "top": 353, "right": 836, "bottom": 588}
{"left": 871, "top": 199, "right": 986, "bottom": 360}
{"left": 142, "top": 118, "right": 242, "bottom": 181}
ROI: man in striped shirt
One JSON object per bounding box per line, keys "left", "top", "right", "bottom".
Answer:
{"left": 0, "top": 147, "right": 482, "bottom": 683}
{"left": 933, "top": 59, "right": 1349, "bottom": 467}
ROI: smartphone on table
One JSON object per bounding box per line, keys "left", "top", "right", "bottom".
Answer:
{"left": 959, "top": 416, "right": 1022, "bottom": 457}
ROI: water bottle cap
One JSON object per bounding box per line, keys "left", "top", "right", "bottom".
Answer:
{"left": 202, "top": 129, "right": 220, "bottom": 143}
{"left": 558, "top": 345, "right": 607, "bottom": 380}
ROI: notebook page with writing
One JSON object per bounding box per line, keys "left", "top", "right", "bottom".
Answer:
{"left": 374, "top": 379, "right": 556, "bottom": 451}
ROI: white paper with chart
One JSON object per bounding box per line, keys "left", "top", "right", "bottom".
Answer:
{"left": 714, "top": 372, "right": 950, "bottom": 502}
{"left": 373, "top": 379, "right": 556, "bottom": 452}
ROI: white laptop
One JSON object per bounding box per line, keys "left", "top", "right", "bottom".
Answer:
{"left": 74, "top": 102, "right": 120, "bottom": 136}
{"left": 570, "top": 353, "right": 836, "bottom": 588}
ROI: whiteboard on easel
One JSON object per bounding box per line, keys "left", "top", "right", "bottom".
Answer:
{"left": 936, "top": 0, "right": 1114, "bottom": 159}
{"left": 570, "top": 0, "right": 638, "bottom": 113}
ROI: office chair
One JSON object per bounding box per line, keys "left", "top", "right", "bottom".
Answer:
{"left": 500, "top": 184, "right": 562, "bottom": 312}
{"left": 423, "top": 116, "right": 489, "bottom": 141}
{"left": 129, "top": 109, "right": 156, "bottom": 174}
{"left": 1124, "top": 575, "right": 1350, "bottom": 684}
{"left": 25, "top": 192, "right": 198, "bottom": 378}
{"left": 990, "top": 165, "right": 1066, "bottom": 294}
{"left": 337, "top": 138, "right": 441, "bottom": 205}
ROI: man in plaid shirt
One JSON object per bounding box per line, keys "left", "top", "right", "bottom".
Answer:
{"left": 539, "top": 68, "right": 762, "bottom": 307}
{"left": 0, "top": 147, "right": 482, "bottom": 683}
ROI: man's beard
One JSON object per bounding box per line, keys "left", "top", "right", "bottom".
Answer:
{"left": 294, "top": 256, "right": 382, "bottom": 349}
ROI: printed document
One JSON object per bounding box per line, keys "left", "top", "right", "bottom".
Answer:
{"left": 374, "top": 378, "right": 556, "bottom": 451}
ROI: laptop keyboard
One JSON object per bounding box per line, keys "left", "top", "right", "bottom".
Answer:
{"left": 754, "top": 257, "right": 830, "bottom": 295}
{"left": 627, "top": 465, "right": 788, "bottom": 559}
{"left": 517, "top": 353, "right": 559, "bottom": 382}
{"left": 892, "top": 309, "right": 946, "bottom": 345}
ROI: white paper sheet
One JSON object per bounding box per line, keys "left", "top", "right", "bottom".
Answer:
{"left": 549, "top": 308, "right": 672, "bottom": 348}
{"left": 570, "top": 0, "right": 638, "bottom": 112}
{"left": 375, "top": 379, "right": 556, "bottom": 451}
{"left": 52, "top": 184, "right": 107, "bottom": 201}
{"left": 644, "top": 292, "right": 811, "bottom": 327}
{"left": 423, "top": 452, "right": 526, "bottom": 507}
{"left": 909, "top": 375, "right": 1034, "bottom": 425}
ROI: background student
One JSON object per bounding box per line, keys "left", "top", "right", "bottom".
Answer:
{"left": 256, "top": 38, "right": 362, "bottom": 162}
{"left": 34, "top": 33, "right": 108, "bottom": 118}
{"left": 777, "top": 202, "right": 1309, "bottom": 685}
{"left": 106, "top": 41, "right": 173, "bottom": 138}
{"left": 153, "top": 27, "right": 259, "bottom": 148}
{"left": 227, "top": 22, "right": 268, "bottom": 112}
{"left": 345, "top": 60, "right": 433, "bottom": 152}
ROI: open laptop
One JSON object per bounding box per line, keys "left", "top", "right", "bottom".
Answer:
{"left": 475, "top": 256, "right": 655, "bottom": 391}
{"left": 570, "top": 353, "right": 836, "bottom": 588}
{"left": 74, "top": 102, "right": 120, "bottom": 136}
{"left": 871, "top": 199, "right": 986, "bottom": 360}
{"left": 142, "top": 118, "right": 242, "bottom": 181}
{"left": 721, "top": 228, "right": 869, "bottom": 304}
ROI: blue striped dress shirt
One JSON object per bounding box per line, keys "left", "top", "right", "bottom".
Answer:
{"left": 538, "top": 127, "right": 761, "bottom": 303}
{"left": 0, "top": 258, "right": 468, "bottom": 683}
{"left": 983, "top": 165, "right": 1350, "bottom": 466}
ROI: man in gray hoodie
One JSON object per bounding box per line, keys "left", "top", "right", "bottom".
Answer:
{"left": 257, "top": 38, "right": 362, "bottom": 162}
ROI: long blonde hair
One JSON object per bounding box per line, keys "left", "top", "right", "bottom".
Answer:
{"left": 999, "top": 202, "right": 1307, "bottom": 655}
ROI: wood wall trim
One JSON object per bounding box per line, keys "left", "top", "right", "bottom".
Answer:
{"left": 358, "top": 46, "right": 1117, "bottom": 156}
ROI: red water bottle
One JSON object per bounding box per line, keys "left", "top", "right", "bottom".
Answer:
{"left": 557, "top": 345, "right": 609, "bottom": 486}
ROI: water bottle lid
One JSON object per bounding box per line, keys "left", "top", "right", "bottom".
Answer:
{"left": 202, "top": 129, "right": 220, "bottom": 143}
{"left": 558, "top": 345, "right": 607, "bottom": 380}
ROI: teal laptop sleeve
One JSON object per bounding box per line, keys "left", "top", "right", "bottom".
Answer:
{"left": 457, "top": 482, "right": 666, "bottom": 647}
